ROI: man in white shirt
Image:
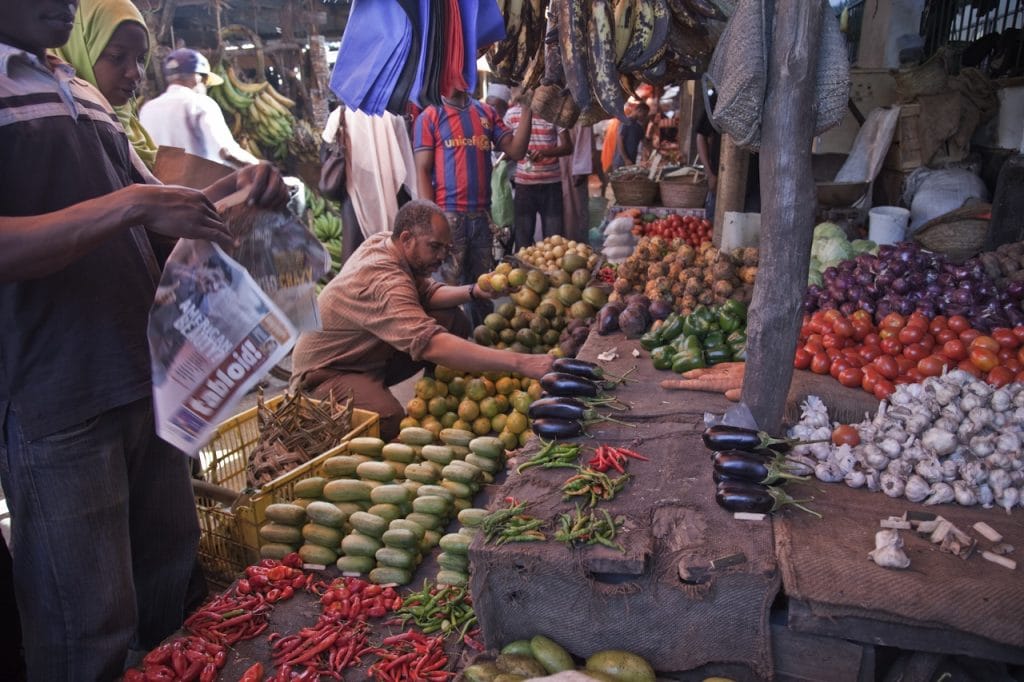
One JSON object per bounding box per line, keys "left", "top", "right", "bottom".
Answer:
{"left": 141, "top": 48, "right": 260, "bottom": 168}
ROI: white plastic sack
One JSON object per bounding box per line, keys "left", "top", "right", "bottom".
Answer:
{"left": 603, "top": 216, "right": 635, "bottom": 236}
{"left": 904, "top": 167, "right": 989, "bottom": 233}
{"left": 603, "top": 232, "right": 635, "bottom": 249}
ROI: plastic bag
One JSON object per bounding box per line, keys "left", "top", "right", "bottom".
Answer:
{"left": 904, "top": 167, "right": 989, "bottom": 233}
{"left": 221, "top": 205, "right": 330, "bottom": 333}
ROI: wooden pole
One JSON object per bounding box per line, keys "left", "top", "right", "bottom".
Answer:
{"left": 740, "top": 0, "right": 823, "bottom": 433}
{"left": 712, "top": 134, "right": 750, "bottom": 246}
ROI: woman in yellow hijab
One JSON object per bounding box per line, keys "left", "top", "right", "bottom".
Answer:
{"left": 54, "top": 0, "right": 160, "bottom": 169}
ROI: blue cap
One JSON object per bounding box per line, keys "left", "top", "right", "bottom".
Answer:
{"left": 163, "top": 48, "right": 223, "bottom": 86}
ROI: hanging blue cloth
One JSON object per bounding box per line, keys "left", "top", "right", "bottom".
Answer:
{"left": 408, "top": 0, "right": 434, "bottom": 107}
{"left": 331, "top": 0, "right": 411, "bottom": 114}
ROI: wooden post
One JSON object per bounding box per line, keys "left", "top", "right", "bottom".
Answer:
{"left": 712, "top": 134, "right": 750, "bottom": 245}
{"left": 741, "top": 0, "right": 823, "bottom": 433}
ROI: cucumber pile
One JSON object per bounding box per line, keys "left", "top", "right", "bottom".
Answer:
{"left": 255, "top": 427, "right": 508, "bottom": 586}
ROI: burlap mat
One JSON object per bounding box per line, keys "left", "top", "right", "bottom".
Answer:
{"left": 470, "top": 422, "right": 779, "bottom": 679}
{"left": 774, "top": 481, "right": 1024, "bottom": 654}
{"left": 575, "top": 331, "right": 735, "bottom": 422}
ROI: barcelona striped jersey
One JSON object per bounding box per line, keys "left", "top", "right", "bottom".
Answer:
{"left": 414, "top": 98, "right": 511, "bottom": 213}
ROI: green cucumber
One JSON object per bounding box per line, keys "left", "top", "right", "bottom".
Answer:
{"left": 457, "top": 508, "right": 488, "bottom": 528}
{"left": 369, "top": 566, "right": 412, "bottom": 585}
{"left": 298, "top": 543, "right": 337, "bottom": 566}
{"left": 420, "top": 444, "right": 455, "bottom": 466}
{"left": 302, "top": 522, "right": 344, "bottom": 549}
{"left": 322, "top": 454, "right": 369, "bottom": 477}
{"left": 465, "top": 452, "right": 502, "bottom": 474}
{"left": 304, "top": 501, "right": 348, "bottom": 528}
{"left": 404, "top": 462, "right": 441, "bottom": 484}
{"left": 469, "top": 436, "right": 505, "bottom": 459}
{"left": 439, "top": 428, "right": 475, "bottom": 447}
{"left": 366, "top": 503, "right": 403, "bottom": 523}
{"left": 374, "top": 546, "right": 416, "bottom": 570}
{"left": 435, "top": 569, "right": 468, "bottom": 587}
{"left": 259, "top": 542, "right": 297, "bottom": 560}
{"left": 347, "top": 436, "right": 386, "bottom": 457}
{"left": 412, "top": 495, "right": 450, "bottom": 516}
{"left": 439, "top": 532, "right": 472, "bottom": 555}
{"left": 356, "top": 461, "right": 396, "bottom": 482}
{"left": 348, "top": 511, "right": 389, "bottom": 538}
{"left": 405, "top": 512, "right": 442, "bottom": 531}
{"left": 381, "top": 527, "right": 419, "bottom": 550}
{"left": 341, "top": 531, "right": 383, "bottom": 557}
{"left": 437, "top": 551, "right": 470, "bottom": 572}
{"left": 336, "top": 554, "right": 375, "bottom": 574}
{"left": 388, "top": 519, "right": 425, "bottom": 541}
{"left": 264, "top": 503, "right": 307, "bottom": 526}
{"left": 323, "top": 478, "right": 371, "bottom": 502}
{"left": 398, "top": 427, "right": 435, "bottom": 446}
{"left": 416, "top": 484, "right": 455, "bottom": 502}
{"left": 381, "top": 442, "right": 416, "bottom": 463}
{"left": 292, "top": 476, "right": 327, "bottom": 499}
{"left": 259, "top": 523, "right": 302, "bottom": 545}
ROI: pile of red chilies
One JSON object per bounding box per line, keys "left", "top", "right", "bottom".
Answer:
{"left": 367, "top": 630, "right": 450, "bottom": 682}
{"left": 122, "top": 635, "right": 226, "bottom": 682}
{"left": 588, "top": 444, "right": 649, "bottom": 473}
{"left": 264, "top": 577, "right": 408, "bottom": 678}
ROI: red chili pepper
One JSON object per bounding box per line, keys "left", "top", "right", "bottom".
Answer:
{"left": 280, "top": 585, "right": 294, "bottom": 601}
{"left": 143, "top": 643, "right": 173, "bottom": 666}
{"left": 143, "top": 665, "right": 175, "bottom": 682}
{"left": 265, "top": 588, "right": 282, "bottom": 603}
{"left": 124, "top": 670, "right": 146, "bottom": 682}
{"left": 282, "top": 552, "right": 303, "bottom": 568}
{"left": 198, "top": 663, "right": 218, "bottom": 682}
{"left": 178, "top": 658, "right": 204, "bottom": 682}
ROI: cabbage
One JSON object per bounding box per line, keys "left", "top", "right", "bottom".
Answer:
{"left": 850, "top": 239, "right": 878, "bottom": 255}
{"left": 813, "top": 222, "right": 846, "bottom": 242}
{"left": 807, "top": 269, "right": 823, "bottom": 287}
{"left": 812, "top": 237, "right": 853, "bottom": 265}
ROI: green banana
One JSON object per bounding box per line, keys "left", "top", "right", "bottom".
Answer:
{"left": 556, "top": 0, "right": 592, "bottom": 111}
{"left": 588, "top": 0, "right": 625, "bottom": 120}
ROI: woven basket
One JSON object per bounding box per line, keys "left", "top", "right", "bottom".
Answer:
{"left": 659, "top": 177, "right": 708, "bottom": 208}
{"left": 912, "top": 203, "right": 991, "bottom": 262}
{"left": 611, "top": 177, "right": 658, "bottom": 206}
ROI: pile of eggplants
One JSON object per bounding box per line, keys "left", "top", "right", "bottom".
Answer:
{"left": 703, "top": 425, "right": 822, "bottom": 518}
{"left": 804, "top": 242, "right": 1023, "bottom": 331}
{"left": 532, "top": 359, "right": 628, "bottom": 440}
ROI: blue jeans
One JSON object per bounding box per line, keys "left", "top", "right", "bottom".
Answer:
{"left": 442, "top": 212, "right": 495, "bottom": 328}
{"left": 0, "top": 399, "right": 198, "bottom": 681}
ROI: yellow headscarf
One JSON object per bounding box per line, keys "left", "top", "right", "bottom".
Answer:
{"left": 53, "top": 0, "right": 159, "bottom": 169}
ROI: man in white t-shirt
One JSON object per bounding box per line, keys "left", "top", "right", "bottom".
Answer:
{"left": 141, "top": 48, "right": 260, "bottom": 168}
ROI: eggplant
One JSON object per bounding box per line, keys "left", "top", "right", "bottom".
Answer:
{"left": 701, "top": 425, "right": 804, "bottom": 454}
{"left": 715, "top": 480, "right": 775, "bottom": 514}
{"left": 712, "top": 450, "right": 809, "bottom": 486}
{"left": 528, "top": 396, "right": 589, "bottom": 421}
{"left": 715, "top": 480, "right": 822, "bottom": 518}
{"left": 531, "top": 417, "right": 584, "bottom": 440}
{"left": 539, "top": 372, "right": 600, "bottom": 398}
{"left": 552, "top": 357, "right": 604, "bottom": 381}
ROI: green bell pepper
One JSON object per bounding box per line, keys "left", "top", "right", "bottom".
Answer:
{"left": 671, "top": 333, "right": 702, "bottom": 355}
{"left": 731, "top": 343, "right": 747, "bottom": 361}
{"left": 640, "top": 331, "right": 662, "bottom": 351}
{"left": 717, "top": 309, "right": 742, "bottom": 334}
{"left": 705, "top": 346, "right": 734, "bottom": 366}
{"left": 682, "top": 306, "right": 713, "bottom": 339}
{"left": 721, "top": 299, "right": 747, "bottom": 322}
{"left": 703, "top": 330, "right": 726, "bottom": 350}
{"left": 726, "top": 330, "right": 747, "bottom": 355}
{"left": 658, "top": 314, "right": 686, "bottom": 343}
{"left": 672, "top": 350, "right": 706, "bottom": 374}
{"left": 650, "top": 345, "right": 677, "bottom": 371}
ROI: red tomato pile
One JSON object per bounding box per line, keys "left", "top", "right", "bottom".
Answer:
{"left": 630, "top": 213, "right": 713, "bottom": 247}
{"left": 795, "top": 309, "right": 1024, "bottom": 399}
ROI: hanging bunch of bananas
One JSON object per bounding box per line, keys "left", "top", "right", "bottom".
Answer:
{"left": 305, "top": 186, "right": 343, "bottom": 282}
{"left": 488, "top": 0, "right": 726, "bottom": 121}
{"left": 486, "top": 0, "right": 549, "bottom": 88}
{"left": 208, "top": 63, "right": 298, "bottom": 162}
{"left": 287, "top": 119, "right": 322, "bottom": 166}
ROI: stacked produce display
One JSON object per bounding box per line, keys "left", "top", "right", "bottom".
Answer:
{"left": 256, "top": 428, "right": 508, "bottom": 588}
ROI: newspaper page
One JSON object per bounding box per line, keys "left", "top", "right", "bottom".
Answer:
{"left": 222, "top": 204, "right": 330, "bottom": 333}
{"left": 149, "top": 238, "right": 297, "bottom": 455}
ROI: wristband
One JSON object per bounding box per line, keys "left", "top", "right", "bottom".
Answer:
{"left": 468, "top": 284, "right": 478, "bottom": 301}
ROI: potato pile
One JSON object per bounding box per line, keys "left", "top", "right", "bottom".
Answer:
{"left": 611, "top": 235, "right": 758, "bottom": 317}
{"left": 513, "top": 235, "right": 599, "bottom": 274}
{"left": 400, "top": 366, "right": 541, "bottom": 452}
{"left": 475, "top": 260, "right": 609, "bottom": 358}
{"left": 979, "top": 240, "right": 1024, "bottom": 286}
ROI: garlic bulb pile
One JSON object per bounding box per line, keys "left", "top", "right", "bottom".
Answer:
{"left": 788, "top": 371, "right": 1024, "bottom": 512}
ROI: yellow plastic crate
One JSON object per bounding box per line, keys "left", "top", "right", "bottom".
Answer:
{"left": 193, "top": 396, "right": 379, "bottom": 586}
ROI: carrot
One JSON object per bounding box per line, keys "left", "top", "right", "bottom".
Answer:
{"left": 659, "top": 376, "right": 742, "bottom": 392}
